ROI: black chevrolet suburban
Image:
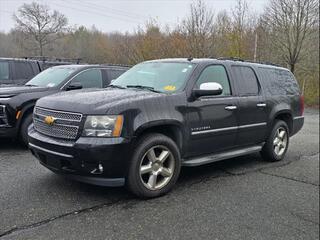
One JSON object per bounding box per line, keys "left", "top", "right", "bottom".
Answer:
{"left": 28, "top": 58, "right": 304, "bottom": 198}
{"left": 0, "top": 64, "right": 129, "bottom": 145}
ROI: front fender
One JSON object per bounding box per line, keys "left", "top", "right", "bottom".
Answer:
{"left": 134, "top": 119, "right": 185, "bottom": 136}
{"left": 16, "top": 102, "right": 36, "bottom": 130}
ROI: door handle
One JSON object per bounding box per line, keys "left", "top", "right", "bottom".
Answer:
{"left": 257, "top": 103, "right": 267, "bottom": 107}
{"left": 225, "top": 105, "right": 237, "bottom": 111}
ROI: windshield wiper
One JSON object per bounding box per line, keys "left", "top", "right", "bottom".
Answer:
{"left": 126, "top": 85, "right": 161, "bottom": 93}
{"left": 25, "top": 84, "right": 38, "bottom": 87}
{"left": 108, "top": 84, "right": 126, "bottom": 89}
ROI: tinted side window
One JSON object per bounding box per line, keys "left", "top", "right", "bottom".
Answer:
{"left": 0, "top": 61, "right": 9, "bottom": 81}
{"left": 14, "top": 62, "right": 34, "bottom": 79}
{"left": 278, "top": 70, "right": 300, "bottom": 95}
{"left": 107, "top": 69, "right": 126, "bottom": 81}
{"left": 71, "top": 69, "right": 103, "bottom": 88}
{"left": 195, "top": 65, "right": 231, "bottom": 96}
{"left": 232, "top": 66, "right": 259, "bottom": 96}
{"left": 257, "top": 67, "right": 300, "bottom": 96}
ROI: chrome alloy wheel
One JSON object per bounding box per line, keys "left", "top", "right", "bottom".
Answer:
{"left": 273, "top": 127, "right": 288, "bottom": 157}
{"left": 139, "top": 145, "right": 175, "bottom": 190}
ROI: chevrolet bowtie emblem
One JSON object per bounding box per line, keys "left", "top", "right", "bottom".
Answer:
{"left": 44, "top": 116, "right": 56, "bottom": 126}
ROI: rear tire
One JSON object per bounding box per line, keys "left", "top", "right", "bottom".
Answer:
{"left": 126, "top": 133, "right": 181, "bottom": 198}
{"left": 261, "top": 120, "right": 289, "bottom": 162}
{"left": 20, "top": 113, "right": 33, "bottom": 147}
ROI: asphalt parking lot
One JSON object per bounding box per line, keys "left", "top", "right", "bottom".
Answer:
{"left": 0, "top": 109, "right": 319, "bottom": 240}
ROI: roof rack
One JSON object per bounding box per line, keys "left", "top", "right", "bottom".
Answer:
{"left": 216, "top": 57, "right": 281, "bottom": 67}
{"left": 217, "top": 57, "right": 244, "bottom": 62}
{"left": 24, "top": 56, "right": 82, "bottom": 64}
{"left": 100, "top": 63, "right": 132, "bottom": 68}
{"left": 243, "top": 60, "right": 281, "bottom": 67}
{"left": 258, "top": 61, "right": 281, "bottom": 67}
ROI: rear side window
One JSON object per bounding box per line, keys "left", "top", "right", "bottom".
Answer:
{"left": 107, "top": 69, "right": 126, "bottom": 81}
{"left": 278, "top": 70, "right": 300, "bottom": 95}
{"left": 195, "top": 65, "right": 231, "bottom": 96}
{"left": 14, "top": 62, "right": 34, "bottom": 80}
{"left": 0, "top": 61, "right": 9, "bottom": 81}
{"left": 71, "top": 69, "right": 103, "bottom": 88}
{"left": 257, "top": 67, "right": 300, "bottom": 96}
{"left": 231, "top": 66, "right": 259, "bottom": 96}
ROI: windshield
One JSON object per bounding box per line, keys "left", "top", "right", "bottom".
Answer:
{"left": 26, "top": 67, "right": 76, "bottom": 87}
{"left": 111, "top": 62, "right": 195, "bottom": 93}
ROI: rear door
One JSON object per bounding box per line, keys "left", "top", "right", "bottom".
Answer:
{"left": 231, "top": 65, "right": 268, "bottom": 146}
{"left": 105, "top": 68, "right": 127, "bottom": 86}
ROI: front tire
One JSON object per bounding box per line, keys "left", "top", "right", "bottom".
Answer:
{"left": 261, "top": 120, "right": 289, "bottom": 162}
{"left": 127, "top": 133, "right": 181, "bottom": 198}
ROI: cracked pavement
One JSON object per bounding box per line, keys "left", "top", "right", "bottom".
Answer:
{"left": 0, "top": 109, "right": 319, "bottom": 240}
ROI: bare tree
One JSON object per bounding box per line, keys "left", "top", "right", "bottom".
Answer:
{"left": 262, "top": 0, "right": 319, "bottom": 73}
{"left": 232, "top": 0, "right": 248, "bottom": 57}
{"left": 181, "top": 0, "right": 215, "bottom": 57}
{"left": 213, "top": 11, "right": 232, "bottom": 57}
{"left": 13, "top": 2, "right": 68, "bottom": 56}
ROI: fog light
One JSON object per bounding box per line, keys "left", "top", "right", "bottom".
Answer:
{"left": 91, "top": 163, "right": 104, "bottom": 174}
{"left": 98, "top": 164, "right": 103, "bottom": 172}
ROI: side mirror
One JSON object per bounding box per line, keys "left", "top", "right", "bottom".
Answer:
{"left": 66, "top": 82, "right": 83, "bottom": 91}
{"left": 193, "top": 82, "right": 223, "bottom": 98}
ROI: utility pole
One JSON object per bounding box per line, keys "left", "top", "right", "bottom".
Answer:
{"left": 254, "top": 31, "right": 258, "bottom": 62}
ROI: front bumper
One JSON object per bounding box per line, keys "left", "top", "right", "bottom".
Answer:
{"left": 28, "top": 126, "right": 131, "bottom": 187}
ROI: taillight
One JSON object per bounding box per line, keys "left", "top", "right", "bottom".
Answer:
{"left": 299, "top": 95, "right": 304, "bottom": 116}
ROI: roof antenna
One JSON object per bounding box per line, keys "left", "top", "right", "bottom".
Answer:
{"left": 187, "top": 57, "right": 193, "bottom": 61}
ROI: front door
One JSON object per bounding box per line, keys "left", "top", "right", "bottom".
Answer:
{"left": 186, "top": 65, "right": 238, "bottom": 157}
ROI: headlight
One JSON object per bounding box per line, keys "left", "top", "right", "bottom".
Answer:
{"left": 82, "top": 115, "right": 123, "bottom": 137}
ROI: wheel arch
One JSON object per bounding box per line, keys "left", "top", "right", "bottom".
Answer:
{"left": 17, "top": 103, "right": 35, "bottom": 132}
{"left": 273, "top": 110, "right": 293, "bottom": 134}
{"left": 134, "top": 120, "right": 185, "bottom": 153}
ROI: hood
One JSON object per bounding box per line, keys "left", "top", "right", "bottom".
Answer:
{"left": 0, "top": 85, "right": 49, "bottom": 98}
{"left": 36, "top": 88, "right": 163, "bottom": 114}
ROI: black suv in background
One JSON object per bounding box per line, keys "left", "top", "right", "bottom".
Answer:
{"left": 28, "top": 58, "right": 304, "bottom": 198}
{"left": 0, "top": 57, "right": 81, "bottom": 86}
{"left": 0, "top": 64, "right": 129, "bottom": 145}
{"left": 0, "top": 58, "right": 41, "bottom": 86}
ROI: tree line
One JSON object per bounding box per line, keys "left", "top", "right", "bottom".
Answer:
{"left": 0, "top": 0, "right": 318, "bottom": 105}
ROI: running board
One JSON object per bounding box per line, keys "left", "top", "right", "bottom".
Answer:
{"left": 182, "top": 145, "right": 263, "bottom": 167}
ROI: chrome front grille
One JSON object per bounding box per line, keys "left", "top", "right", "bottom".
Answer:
{"left": 33, "top": 107, "right": 83, "bottom": 140}
{"left": 34, "top": 107, "right": 82, "bottom": 122}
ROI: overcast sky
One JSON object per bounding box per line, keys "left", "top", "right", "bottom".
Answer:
{"left": 0, "top": 0, "right": 268, "bottom": 33}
